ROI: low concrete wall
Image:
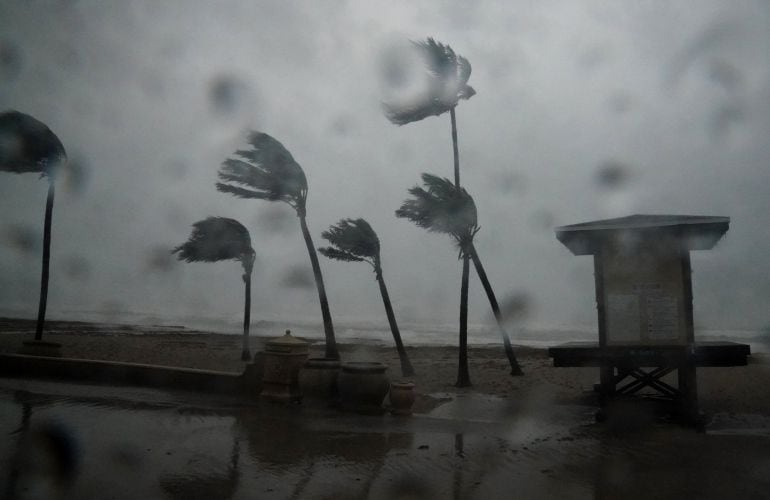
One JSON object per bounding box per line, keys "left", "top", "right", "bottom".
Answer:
{"left": 0, "top": 353, "right": 264, "bottom": 396}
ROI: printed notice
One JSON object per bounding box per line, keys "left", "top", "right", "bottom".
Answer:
{"left": 646, "top": 295, "right": 678, "bottom": 340}
{"left": 606, "top": 294, "right": 641, "bottom": 342}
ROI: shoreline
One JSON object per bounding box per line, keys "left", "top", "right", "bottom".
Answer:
{"left": 1, "top": 317, "right": 769, "bottom": 418}
{"left": 3, "top": 315, "right": 766, "bottom": 351}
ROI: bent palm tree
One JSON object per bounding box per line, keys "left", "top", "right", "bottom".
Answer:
{"left": 173, "top": 217, "right": 256, "bottom": 361}
{"left": 467, "top": 244, "right": 523, "bottom": 375}
{"left": 319, "top": 218, "right": 415, "bottom": 377}
{"left": 383, "top": 39, "right": 523, "bottom": 376}
{"left": 382, "top": 37, "right": 475, "bottom": 187}
{"left": 0, "top": 110, "right": 67, "bottom": 341}
{"left": 216, "top": 132, "right": 339, "bottom": 359}
{"left": 396, "top": 174, "right": 479, "bottom": 387}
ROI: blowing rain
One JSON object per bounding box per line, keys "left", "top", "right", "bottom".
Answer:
{"left": 1, "top": 2, "right": 769, "bottom": 499}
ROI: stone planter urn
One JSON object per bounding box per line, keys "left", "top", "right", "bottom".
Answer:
{"left": 259, "top": 330, "right": 308, "bottom": 402}
{"left": 337, "top": 361, "right": 389, "bottom": 414}
{"left": 298, "top": 357, "right": 341, "bottom": 404}
{"left": 389, "top": 381, "right": 416, "bottom": 416}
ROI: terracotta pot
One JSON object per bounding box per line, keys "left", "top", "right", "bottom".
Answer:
{"left": 337, "top": 362, "right": 389, "bottom": 414}
{"left": 389, "top": 381, "right": 416, "bottom": 416}
{"left": 298, "top": 357, "right": 341, "bottom": 404}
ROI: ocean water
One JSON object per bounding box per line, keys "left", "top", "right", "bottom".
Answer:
{"left": 4, "top": 306, "right": 766, "bottom": 353}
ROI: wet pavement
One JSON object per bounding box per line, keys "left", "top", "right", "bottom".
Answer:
{"left": 1, "top": 379, "right": 769, "bottom": 499}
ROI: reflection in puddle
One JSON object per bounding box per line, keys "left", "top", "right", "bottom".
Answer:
{"left": 1, "top": 381, "right": 769, "bottom": 499}
{"left": 160, "top": 436, "right": 240, "bottom": 500}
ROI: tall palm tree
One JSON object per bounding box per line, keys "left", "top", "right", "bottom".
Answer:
{"left": 172, "top": 217, "right": 256, "bottom": 361}
{"left": 396, "top": 174, "right": 479, "bottom": 387}
{"left": 382, "top": 37, "right": 475, "bottom": 187}
{"left": 319, "top": 218, "right": 415, "bottom": 377}
{"left": 383, "top": 39, "right": 523, "bottom": 376}
{"left": 216, "top": 131, "right": 339, "bottom": 359}
{"left": 0, "top": 110, "right": 67, "bottom": 341}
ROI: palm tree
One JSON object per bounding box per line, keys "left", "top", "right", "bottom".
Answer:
{"left": 0, "top": 110, "right": 67, "bottom": 342}
{"left": 216, "top": 132, "right": 339, "bottom": 359}
{"left": 382, "top": 37, "right": 475, "bottom": 187}
{"left": 172, "top": 217, "right": 256, "bottom": 361}
{"left": 383, "top": 39, "right": 523, "bottom": 376}
{"left": 319, "top": 218, "right": 415, "bottom": 377}
{"left": 396, "top": 174, "right": 479, "bottom": 387}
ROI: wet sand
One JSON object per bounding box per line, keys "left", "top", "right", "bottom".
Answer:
{"left": 1, "top": 317, "right": 768, "bottom": 416}
{"left": 1, "top": 318, "right": 770, "bottom": 498}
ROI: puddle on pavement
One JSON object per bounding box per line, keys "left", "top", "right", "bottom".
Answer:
{"left": 1, "top": 380, "right": 769, "bottom": 499}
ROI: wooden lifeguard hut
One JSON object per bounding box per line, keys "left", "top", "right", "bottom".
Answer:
{"left": 548, "top": 214, "right": 750, "bottom": 425}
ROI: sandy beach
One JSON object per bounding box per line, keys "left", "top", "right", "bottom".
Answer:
{"left": 1, "top": 317, "right": 768, "bottom": 416}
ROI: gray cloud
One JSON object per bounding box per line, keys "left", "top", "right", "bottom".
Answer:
{"left": 1, "top": 0, "right": 768, "bottom": 335}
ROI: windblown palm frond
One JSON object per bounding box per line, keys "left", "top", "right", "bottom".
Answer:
{"left": 216, "top": 132, "right": 307, "bottom": 209}
{"left": 319, "top": 216, "right": 415, "bottom": 376}
{"left": 318, "top": 246, "right": 366, "bottom": 263}
{"left": 173, "top": 216, "right": 256, "bottom": 362}
{"left": 172, "top": 217, "right": 254, "bottom": 265}
{"left": 216, "top": 130, "right": 338, "bottom": 359}
{"left": 383, "top": 38, "right": 476, "bottom": 126}
{"left": 0, "top": 110, "right": 67, "bottom": 176}
{"left": 396, "top": 174, "right": 478, "bottom": 247}
{"left": 319, "top": 218, "right": 380, "bottom": 264}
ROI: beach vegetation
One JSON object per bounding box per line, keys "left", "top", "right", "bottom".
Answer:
{"left": 172, "top": 217, "right": 256, "bottom": 361}
{"left": 383, "top": 39, "right": 523, "bottom": 376}
{"left": 396, "top": 174, "right": 479, "bottom": 386}
{"left": 319, "top": 218, "right": 416, "bottom": 377}
{"left": 216, "top": 132, "right": 339, "bottom": 359}
{"left": 0, "top": 110, "right": 67, "bottom": 342}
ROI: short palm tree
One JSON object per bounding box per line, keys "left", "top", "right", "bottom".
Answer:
{"left": 396, "top": 174, "right": 480, "bottom": 387}
{"left": 0, "top": 110, "right": 67, "bottom": 341}
{"left": 383, "top": 38, "right": 523, "bottom": 376}
{"left": 319, "top": 218, "right": 415, "bottom": 377}
{"left": 173, "top": 217, "right": 256, "bottom": 361}
{"left": 216, "top": 132, "right": 339, "bottom": 359}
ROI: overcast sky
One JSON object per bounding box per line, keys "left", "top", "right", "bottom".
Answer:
{"left": 1, "top": 1, "right": 769, "bottom": 335}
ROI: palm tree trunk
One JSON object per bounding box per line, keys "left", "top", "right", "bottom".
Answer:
{"left": 455, "top": 254, "right": 472, "bottom": 387}
{"left": 451, "top": 106, "right": 471, "bottom": 387}
{"left": 375, "top": 268, "right": 415, "bottom": 377}
{"left": 298, "top": 214, "right": 339, "bottom": 359}
{"left": 468, "top": 244, "right": 523, "bottom": 376}
{"left": 451, "top": 104, "right": 522, "bottom": 376}
{"left": 34, "top": 181, "right": 55, "bottom": 341}
{"left": 450, "top": 107, "right": 460, "bottom": 187}
{"left": 241, "top": 272, "right": 252, "bottom": 361}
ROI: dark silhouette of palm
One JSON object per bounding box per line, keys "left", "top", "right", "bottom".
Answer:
{"left": 383, "top": 37, "right": 475, "bottom": 121}
{"left": 396, "top": 174, "right": 478, "bottom": 386}
{"left": 382, "top": 38, "right": 475, "bottom": 187}
{"left": 0, "top": 110, "right": 67, "bottom": 341}
{"left": 466, "top": 244, "right": 523, "bottom": 375}
{"left": 216, "top": 132, "right": 339, "bottom": 359}
{"left": 173, "top": 217, "right": 256, "bottom": 361}
{"left": 319, "top": 218, "right": 415, "bottom": 377}
{"left": 383, "top": 39, "right": 523, "bottom": 376}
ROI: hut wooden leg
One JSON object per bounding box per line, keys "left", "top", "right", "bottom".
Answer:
{"left": 600, "top": 365, "right": 615, "bottom": 395}
{"left": 593, "top": 364, "right": 615, "bottom": 422}
{"left": 677, "top": 361, "right": 699, "bottom": 426}
{"left": 598, "top": 365, "right": 615, "bottom": 403}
